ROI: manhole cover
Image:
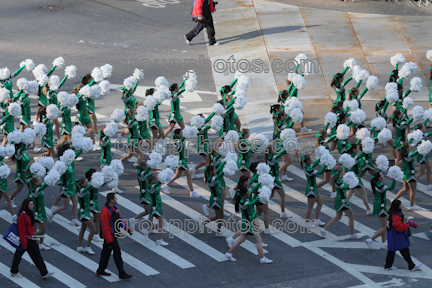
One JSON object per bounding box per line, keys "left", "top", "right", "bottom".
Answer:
{"left": 39, "top": 5, "right": 64, "bottom": 11}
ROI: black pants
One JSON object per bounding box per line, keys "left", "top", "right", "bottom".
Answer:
{"left": 385, "top": 248, "right": 415, "bottom": 270}
{"left": 185, "top": 15, "right": 216, "bottom": 45}
{"left": 97, "top": 239, "right": 125, "bottom": 275}
{"left": 11, "top": 240, "right": 48, "bottom": 276}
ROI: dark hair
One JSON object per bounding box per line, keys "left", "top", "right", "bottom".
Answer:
{"left": 347, "top": 143, "right": 358, "bottom": 154}
{"left": 316, "top": 129, "right": 327, "bottom": 140}
{"left": 370, "top": 171, "right": 381, "bottom": 195}
{"left": 270, "top": 104, "right": 281, "bottom": 114}
{"left": 81, "top": 74, "right": 93, "bottom": 85}
{"left": 389, "top": 70, "right": 399, "bottom": 82}
{"left": 106, "top": 192, "right": 116, "bottom": 204}
{"left": 416, "top": 124, "right": 424, "bottom": 130}
{"left": 300, "top": 155, "right": 311, "bottom": 168}
{"left": 400, "top": 142, "right": 410, "bottom": 155}
{"left": 250, "top": 162, "right": 259, "bottom": 174}
{"left": 392, "top": 110, "right": 402, "bottom": 127}
{"left": 330, "top": 73, "right": 343, "bottom": 87}
{"left": 57, "top": 142, "right": 71, "bottom": 158}
{"left": 18, "top": 198, "right": 35, "bottom": 226}
{"left": 375, "top": 100, "right": 385, "bottom": 112}
{"left": 397, "top": 83, "right": 403, "bottom": 91}
{"left": 169, "top": 83, "right": 179, "bottom": 92}
{"left": 205, "top": 165, "right": 215, "bottom": 183}
{"left": 236, "top": 176, "right": 250, "bottom": 191}
{"left": 234, "top": 186, "right": 248, "bottom": 213}
{"left": 277, "top": 90, "right": 288, "bottom": 103}
{"left": 37, "top": 106, "right": 47, "bottom": 120}
{"left": 220, "top": 85, "right": 231, "bottom": 96}
{"left": 146, "top": 173, "right": 157, "bottom": 186}
{"left": 123, "top": 109, "right": 134, "bottom": 124}
{"left": 145, "top": 88, "right": 155, "bottom": 96}
{"left": 138, "top": 161, "right": 148, "bottom": 170}
{"left": 388, "top": 199, "right": 402, "bottom": 215}
{"left": 218, "top": 100, "right": 226, "bottom": 108}
{"left": 331, "top": 101, "right": 344, "bottom": 113}
{"left": 348, "top": 87, "right": 359, "bottom": 100}
{"left": 85, "top": 168, "right": 97, "bottom": 181}
{"left": 76, "top": 176, "right": 87, "bottom": 191}
{"left": 99, "top": 127, "right": 106, "bottom": 143}
{"left": 173, "top": 128, "right": 182, "bottom": 138}
{"left": 11, "top": 142, "right": 23, "bottom": 162}
{"left": 29, "top": 176, "right": 40, "bottom": 192}
{"left": 71, "top": 84, "right": 83, "bottom": 95}
{"left": 240, "top": 128, "right": 249, "bottom": 139}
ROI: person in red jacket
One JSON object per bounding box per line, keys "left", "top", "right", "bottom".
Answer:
{"left": 10, "top": 198, "right": 54, "bottom": 279}
{"left": 185, "top": 0, "right": 220, "bottom": 46}
{"left": 96, "top": 193, "right": 133, "bottom": 280}
{"left": 385, "top": 199, "right": 422, "bottom": 271}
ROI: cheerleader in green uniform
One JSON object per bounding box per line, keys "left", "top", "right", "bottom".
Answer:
{"left": 0, "top": 154, "right": 16, "bottom": 221}
{"left": 392, "top": 84, "right": 411, "bottom": 114}
{"left": 161, "top": 129, "right": 201, "bottom": 198}
{"left": 330, "top": 68, "right": 353, "bottom": 103}
{"left": 409, "top": 123, "right": 432, "bottom": 189}
{"left": 277, "top": 90, "right": 289, "bottom": 107}
{"left": 190, "top": 114, "right": 213, "bottom": 178}
{"left": 366, "top": 171, "right": 396, "bottom": 250}
{"left": 84, "top": 169, "right": 105, "bottom": 242}
{"left": 130, "top": 161, "right": 153, "bottom": 226}
{"left": 99, "top": 127, "right": 112, "bottom": 167}
{"left": 13, "top": 90, "right": 31, "bottom": 132}
{"left": 301, "top": 155, "right": 326, "bottom": 227}
{"left": 238, "top": 129, "right": 259, "bottom": 177}
{"left": 162, "top": 82, "right": 187, "bottom": 139}
{"left": 147, "top": 173, "right": 169, "bottom": 246}
{"left": 28, "top": 176, "right": 51, "bottom": 250}
{"left": 272, "top": 107, "right": 285, "bottom": 140}
{"left": 76, "top": 177, "right": 98, "bottom": 255}
{"left": 202, "top": 163, "right": 227, "bottom": 237}
{"left": 136, "top": 104, "right": 151, "bottom": 146}
{"left": 120, "top": 109, "right": 144, "bottom": 165}
{"left": 73, "top": 85, "right": 96, "bottom": 147}
{"left": 34, "top": 64, "right": 57, "bottom": 121}
{"left": 122, "top": 79, "right": 139, "bottom": 111}
{"left": 225, "top": 186, "right": 273, "bottom": 264}
{"left": 10, "top": 142, "right": 30, "bottom": 207}
{"left": 327, "top": 113, "right": 348, "bottom": 152}
{"left": 392, "top": 110, "right": 413, "bottom": 165}
{"left": 0, "top": 64, "right": 27, "bottom": 98}
{"left": 320, "top": 166, "right": 362, "bottom": 239}
{"left": 56, "top": 100, "right": 72, "bottom": 150}
{"left": 376, "top": 99, "right": 389, "bottom": 122}
{"left": 146, "top": 89, "right": 164, "bottom": 146}
{"left": 42, "top": 86, "right": 60, "bottom": 140}
{"left": 0, "top": 100, "right": 15, "bottom": 146}
{"left": 80, "top": 75, "right": 101, "bottom": 147}
{"left": 264, "top": 144, "right": 291, "bottom": 218}
{"left": 393, "top": 143, "right": 419, "bottom": 210}
{"left": 35, "top": 107, "right": 56, "bottom": 160}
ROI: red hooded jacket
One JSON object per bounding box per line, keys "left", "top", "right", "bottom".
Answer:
{"left": 17, "top": 212, "right": 34, "bottom": 249}
{"left": 192, "top": 0, "right": 215, "bottom": 18}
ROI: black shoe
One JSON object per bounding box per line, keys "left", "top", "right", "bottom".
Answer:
{"left": 119, "top": 273, "right": 132, "bottom": 280}
{"left": 96, "top": 271, "right": 112, "bottom": 276}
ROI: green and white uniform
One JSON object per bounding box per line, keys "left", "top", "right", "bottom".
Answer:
{"left": 174, "top": 136, "right": 188, "bottom": 170}
{"left": 41, "top": 117, "right": 54, "bottom": 148}
{"left": 358, "top": 151, "right": 375, "bottom": 171}
{"left": 304, "top": 159, "right": 325, "bottom": 197}
{"left": 376, "top": 100, "right": 389, "bottom": 121}
{"left": 60, "top": 106, "right": 72, "bottom": 135}
{"left": 138, "top": 119, "right": 151, "bottom": 140}
{"left": 349, "top": 152, "right": 364, "bottom": 188}
{"left": 402, "top": 150, "right": 418, "bottom": 182}
{"left": 0, "top": 157, "right": 8, "bottom": 193}
{"left": 75, "top": 95, "right": 92, "bottom": 125}
{"left": 238, "top": 137, "right": 260, "bottom": 171}
{"left": 14, "top": 92, "right": 31, "bottom": 126}
{"left": 334, "top": 177, "right": 351, "bottom": 211}
{"left": 394, "top": 117, "right": 413, "bottom": 150}
{"left": 59, "top": 165, "right": 76, "bottom": 197}
{"left": 148, "top": 181, "right": 163, "bottom": 217}
{"left": 30, "top": 183, "right": 48, "bottom": 223}
{"left": 239, "top": 196, "right": 261, "bottom": 234}
{"left": 137, "top": 167, "right": 151, "bottom": 204}
{"left": 14, "top": 144, "right": 30, "bottom": 183}
{"left": 0, "top": 103, "right": 14, "bottom": 135}
{"left": 372, "top": 180, "right": 395, "bottom": 217}
{"left": 207, "top": 164, "right": 225, "bottom": 209}
{"left": 77, "top": 184, "right": 93, "bottom": 221}
{"left": 168, "top": 88, "right": 185, "bottom": 123}
{"left": 210, "top": 153, "right": 225, "bottom": 189}
{"left": 100, "top": 135, "right": 112, "bottom": 167}
{"left": 127, "top": 117, "right": 140, "bottom": 148}
{"left": 149, "top": 103, "right": 161, "bottom": 129}
{"left": 266, "top": 149, "right": 287, "bottom": 189}
{"left": 333, "top": 67, "right": 353, "bottom": 103}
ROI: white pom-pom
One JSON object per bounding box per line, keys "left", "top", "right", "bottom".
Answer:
{"left": 257, "top": 173, "right": 274, "bottom": 190}
{"left": 211, "top": 115, "right": 224, "bottom": 131}
{"left": 225, "top": 130, "right": 239, "bottom": 144}
{"left": 158, "top": 168, "right": 175, "bottom": 184}
{"left": 371, "top": 117, "right": 386, "bottom": 131}
{"left": 287, "top": 108, "right": 303, "bottom": 124}
{"left": 8, "top": 103, "right": 21, "bottom": 117}
{"left": 0, "top": 68, "right": 10, "bottom": 80}
{"left": 100, "top": 64, "right": 113, "bottom": 78}
{"left": 38, "top": 156, "right": 54, "bottom": 170}
{"left": 71, "top": 133, "right": 84, "bottom": 147}
{"left": 248, "top": 133, "right": 269, "bottom": 148}
{"left": 352, "top": 65, "right": 362, "bottom": 78}
{"left": 155, "top": 76, "right": 169, "bottom": 88}
{"left": 295, "top": 53, "right": 308, "bottom": 64}
{"left": 0, "top": 164, "right": 10, "bottom": 180}
{"left": 237, "top": 75, "right": 250, "bottom": 90}
{"left": 418, "top": 140, "right": 432, "bottom": 156}
{"left": 235, "top": 71, "right": 244, "bottom": 79}
{"left": 89, "top": 85, "right": 102, "bottom": 100}
{"left": 258, "top": 186, "right": 272, "bottom": 203}
{"left": 107, "top": 174, "right": 119, "bottom": 189}
{"left": 410, "top": 77, "right": 422, "bottom": 92}
{"left": 356, "top": 128, "right": 370, "bottom": 140}
{"left": 2, "top": 144, "right": 15, "bottom": 158}
{"left": 324, "top": 112, "right": 337, "bottom": 128}
{"left": 22, "top": 128, "right": 36, "bottom": 145}
{"left": 385, "top": 90, "right": 399, "bottom": 103}
{"left": 60, "top": 149, "right": 76, "bottom": 166}
{"left": 103, "top": 121, "right": 118, "bottom": 138}
{"left": 388, "top": 166, "right": 404, "bottom": 182}
{"left": 148, "top": 150, "right": 163, "bottom": 169}
{"left": 212, "top": 103, "right": 225, "bottom": 115}
{"left": 257, "top": 163, "right": 271, "bottom": 175}
{"left": 343, "top": 58, "right": 357, "bottom": 70}
{"left": 320, "top": 153, "right": 336, "bottom": 170}
{"left": 48, "top": 75, "right": 60, "bottom": 91}
{"left": 17, "top": 78, "right": 29, "bottom": 91}
{"left": 91, "top": 172, "right": 105, "bottom": 189}
{"left": 427, "top": 50, "right": 432, "bottom": 62}
{"left": 339, "top": 153, "right": 355, "bottom": 169}
{"left": 315, "top": 146, "right": 330, "bottom": 159}
{"left": 225, "top": 152, "right": 238, "bottom": 163}
{"left": 44, "top": 169, "right": 60, "bottom": 186}
{"left": 366, "top": 75, "right": 378, "bottom": 90}
{"left": 144, "top": 95, "right": 157, "bottom": 111}
{"left": 233, "top": 96, "right": 247, "bottom": 110}
{"left": 110, "top": 159, "right": 124, "bottom": 175}
{"left": 402, "top": 97, "right": 414, "bottom": 110}
{"left": 81, "top": 138, "right": 94, "bottom": 154}
{"left": 343, "top": 171, "right": 359, "bottom": 189}
{"left": 406, "top": 62, "right": 418, "bottom": 73}
{"left": 285, "top": 97, "right": 303, "bottom": 112}
{"left": 132, "top": 68, "right": 144, "bottom": 80}
{"left": 425, "top": 108, "right": 432, "bottom": 120}
{"left": 377, "top": 128, "right": 392, "bottom": 144}
{"left": 36, "top": 74, "right": 48, "bottom": 86}
{"left": 164, "top": 155, "right": 179, "bottom": 169}
{"left": 185, "top": 78, "right": 197, "bottom": 92}
{"left": 79, "top": 85, "right": 93, "bottom": 98}
{"left": 53, "top": 57, "right": 65, "bottom": 68}
{"left": 153, "top": 91, "right": 164, "bottom": 104}
{"left": 110, "top": 109, "right": 125, "bottom": 123}
{"left": 102, "top": 166, "right": 116, "bottom": 182}
{"left": 99, "top": 80, "right": 110, "bottom": 96}
{"left": 65, "top": 65, "right": 77, "bottom": 79}
{"left": 361, "top": 137, "right": 375, "bottom": 154}
{"left": 33, "top": 64, "right": 48, "bottom": 78}
{"left": 46, "top": 104, "right": 59, "bottom": 120}
{"left": 292, "top": 74, "right": 306, "bottom": 90}
{"left": 34, "top": 123, "right": 47, "bottom": 138}
{"left": 191, "top": 115, "right": 205, "bottom": 128}
{"left": 21, "top": 59, "right": 34, "bottom": 71}
{"left": 385, "top": 82, "right": 398, "bottom": 93}
{"left": 349, "top": 109, "right": 366, "bottom": 125}
{"left": 287, "top": 73, "right": 296, "bottom": 82}
{"left": 72, "top": 125, "right": 85, "bottom": 136}
{"left": 390, "top": 53, "right": 405, "bottom": 67}
{"left": 354, "top": 69, "right": 370, "bottom": 83}
{"left": 407, "top": 130, "right": 422, "bottom": 146}
{"left": 412, "top": 106, "right": 425, "bottom": 122}
{"left": 91, "top": 67, "right": 104, "bottom": 82}
{"left": 0, "top": 88, "right": 10, "bottom": 102}
{"left": 223, "top": 160, "right": 238, "bottom": 176}
{"left": 52, "top": 161, "right": 67, "bottom": 175}
{"left": 375, "top": 155, "right": 389, "bottom": 172}
{"left": 157, "top": 85, "right": 171, "bottom": 101}
{"left": 30, "top": 163, "right": 46, "bottom": 178}
{"left": 343, "top": 99, "right": 359, "bottom": 112}
{"left": 336, "top": 124, "right": 350, "bottom": 140}
{"left": 183, "top": 126, "right": 198, "bottom": 139}
{"left": 123, "top": 76, "right": 137, "bottom": 90}
{"left": 135, "top": 106, "right": 149, "bottom": 122}
{"left": 399, "top": 65, "right": 411, "bottom": 79}
{"left": 26, "top": 81, "right": 39, "bottom": 95}
{"left": 7, "top": 131, "right": 23, "bottom": 144}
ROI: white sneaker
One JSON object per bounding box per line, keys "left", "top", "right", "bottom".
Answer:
{"left": 411, "top": 264, "right": 422, "bottom": 271}
{"left": 385, "top": 266, "right": 397, "bottom": 271}
{"left": 260, "top": 257, "right": 273, "bottom": 264}
{"left": 127, "top": 157, "right": 135, "bottom": 163}
{"left": 280, "top": 212, "right": 292, "bottom": 218}
{"left": 34, "top": 146, "right": 42, "bottom": 153}
{"left": 75, "top": 156, "right": 83, "bottom": 162}
{"left": 161, "top": 184, "right": 170, "bottom": 194}
{"left": 427, "top": 184, "right": 432, "bottom": 190}
{"left": 50, "top": 205, "right": 57, "bottom": 212}
{"left": 280, "top": 175, "right": 293, "bottom": 181}
{"left": 226, "top": 237, "right": 234, "bottom": 248}
{"left": 184, "top": 35, "right": 191, "bottom": 45}
{"left": 117, "top": 133, "right": 123, "bottom": 139}
{"left": 92, "top": 144, "right": 101, "bottom": 151}
{"left": 350, "top": 233, "right": 363, "bottom": 240}
{"left": 77, "top": 246, "right": 86, "bottom": 253}
{"left": 47, "top": 212, "right": 53, "bottom": 223}
{"left": 225, "top": 252, "right": 236, "bottom": 262}
{"left": 143, "top": 230, "right": 150, "bottom": 240}
{"left": 11, "top": 200, "right": 17, "bottom": 208}
{"left": 410, "top": 205, "right": 420, "bottom": 210}
{"left": 71, "top": 219, "right": 81, "bottom": 226}
{"left": 190, "top": 168, "right": 196, "bottom": 179}
{"left": 365, "top": 238, "right": 373, "bottom": 250}
{"left": 300, "top": 127, "right": 312, "bottom": 133}
{"left": 223, "top": 211, "right": 231, "bottom": 217}
{"left": 33, "top": 157, "right": 39, "bottom": 162}
{"left": 39, "top": 243, "right": 51, "bottom": 250}
{"left": 320, "top": 228, "right": 327, "bottom": 239}
{"left": 262, "top": 243, "right": 268, "bottom": 247}
{"left": 93, "top": 235, "right": 103, "bottom": 242}
{"left": 381, "top": 242, "right": 387, "bottom": 250}
{"left": 33, "top": 120, "right": 39, "bottom": 126}
{"left": 42, "top": 272, "right": 55, "bottom": 279}
{"left": 331, "top": 192, "right": 337, "bottom": 198}
{"left": 156, "top": 239, "right": 169, "bottom": 246}
{"left": 211, "top": 41, "right": 221, "bottom": 46}
{"left": 264, "top": 228, "right": 276, "bottom": 234}
{"left": 202, "top": 204, "right": 209, "bottom": 216}
{"left": 367, "top": 209, "right": 373, "bottom": 216}
{"left": 85, "top": 246, "right": 95, "bottom": 255}
{"left": 190, "top": 191, "right": 202, "bottom": 198}
{"left": 228, "top": 188, "right": 236, "bottom": 199}
{"left": 215, "top": 232, "right": 227, "bottom": 238}
{"left": 132, "top": 162, "right": 138, "bottom": 167}
{"left": 304, "top": 222, "right": 315, "bottom": 229}
{"left": 11, "top": 272, "right": 23, "bottom": 278}
{"left": 314, "top": 219, "right": 326, "bottom": 226}
{"left": 3, "top": 156, "right": 9, "bottom": 160}
{"left": 112, "top": 187, "right": 123, "bottom": 194}
{"left": 150, "top": 229, "right": 158, "bottom": 234}
{"left": 12, "top": 214, "right": 17, "bottom": 223}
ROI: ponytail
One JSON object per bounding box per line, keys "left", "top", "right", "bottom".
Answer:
{"left": 331, "top": 73, "right": 343, "bottom": 87}
{"left": 370, "top": 171, "right": 381, "bottom": 195}
{"left": 277, "top": 90, "right": 288, "bottom": 103}
{"left": 234, "top": 186, "right": 248, "bottom": 213}
{"left": 330, "top": 166, "right": 343, "bottom": 187}
{"left": 392, "top": 110, "right": 401, "bottom": 127}
{"left": 205, "top": 165, "right": 215, "bottom": 183}
{"left": 270, "top": 104, "right": 281, "bottom": 114}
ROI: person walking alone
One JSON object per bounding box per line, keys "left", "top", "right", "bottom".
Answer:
{"left": 96, "top": 193, "right": 133, "bottom": 280}
{"left": 185, "top": 0, "right": 221, "bottom": 46}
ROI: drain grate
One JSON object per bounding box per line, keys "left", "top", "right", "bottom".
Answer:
{"left": 39, "top": 5, "right": 64, "bottom": 12}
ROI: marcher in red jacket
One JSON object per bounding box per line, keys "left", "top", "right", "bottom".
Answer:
{"left": 385, "top": 200, "right": 422, "bottom": 271}
{"left": 10, "top": 199, "right": 54, "bottom": 279}
{"left": 97, "top": 193, "right": 133, "bottom": 280}
{"left": 185, "top": 0, "right": 220, "bottom": 46}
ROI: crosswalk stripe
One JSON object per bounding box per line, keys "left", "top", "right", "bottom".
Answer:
{"left": 0, "top": 261, "right": 40, "bottom": 288}
{"left": 102, "top": 192, "right": 228, "bottom": 262}
{"left": 0, "top": 210, "right": 120, "bottom": 282}
{"left": 0, "top": 236, "right": 86, "bottom": 288}
{"left": 350, "top": 264, "right": 432, "bottom": 280}
{"left": 45, "top": 208, "right": 160, "bottom": 276}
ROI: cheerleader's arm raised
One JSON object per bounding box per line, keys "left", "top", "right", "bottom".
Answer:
{"left": 387, "top": 180, "right": 396, "bottom": 191}
{"left": 317, "top": 164, "right": 326, "bottom": 174}
{"left": 341, "top": 67, "right": 349, "bottom": 76}
{"left": 250, "top": 183, "right": 261, "bottom": 198}
{"left": 216, "top": 161, "right": 226, "bottom": 174}
{"left": 58, "top": 75, "right": 68, "bottom": 89}
{"left": 359, "top": 87, "right": 368, "bottom": 100}
{"left": 275, "top": 149, "right": 287, "bottom": 160}
{"left": 205, "top": 113, "right": 215, "bottom": 124}
{"left": 343, "top": 76, "right": 353, "bottom": 86}
{"left": 179, "top": 78, "right": 187, "bottom": 89}
{"left": 47, "top": 66, "right": 56, "bottom": 77}
{"left": 11, "top": 66, "right": 26, "bottom": 79}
